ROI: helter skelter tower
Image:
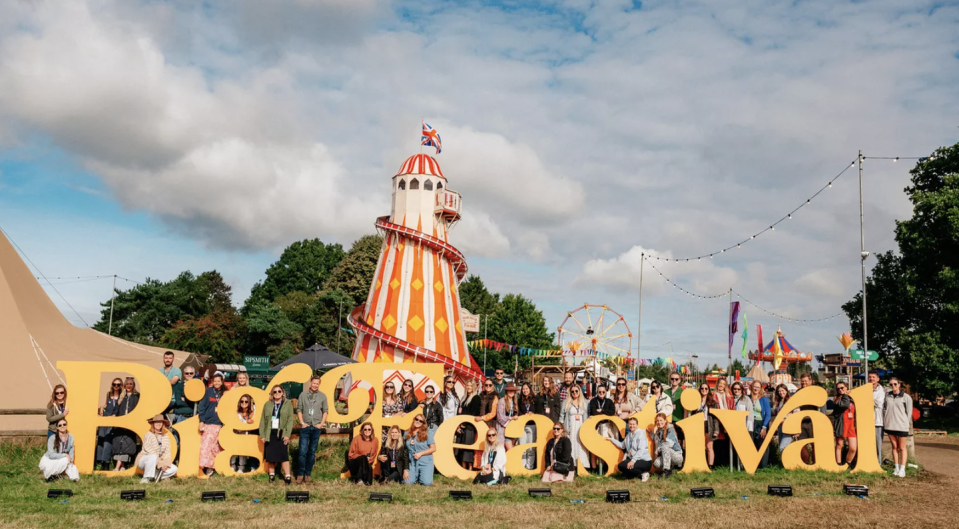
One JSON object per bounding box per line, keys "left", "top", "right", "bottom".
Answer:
{"left": 348, "top": 153, "right": 483, "bottom": 381}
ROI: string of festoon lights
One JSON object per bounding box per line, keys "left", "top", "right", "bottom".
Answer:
{"left": 646, "top": 155, "right": 930, "bottom": 263}
{"left": 644, "top": 255, "right": 845, "bottom": 324}
{"left": 33, "top": 275, "right": 142, "bottom": 286}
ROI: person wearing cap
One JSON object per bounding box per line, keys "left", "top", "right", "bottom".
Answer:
{"left": 136, "top": 415, "right": 177, "bottom": 482}
{"left": 496, "top": 383, "right": 519, "bottom": 450}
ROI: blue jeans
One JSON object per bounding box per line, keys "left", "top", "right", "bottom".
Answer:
{"left": 778, "top": 429, "right": 793, "bottom": 452}
{"left": 753, "top": 430, "right": 770, "bottom": 469}
{"left": 297, "top": 426, "right": 322, "bottom": 478}
{"left": 405, "top": 456, "right": 434, "bottom": 485}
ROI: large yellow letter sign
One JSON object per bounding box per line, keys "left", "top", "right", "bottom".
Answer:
{"left": 58, "top": 362, "right": 172, "bottom": 475}
{"left": 504, "top": 414, "right": 558, "bottom": 477}
{"left": 848, "top": 383, "right": 881, "bottom": 473}
{"left": 675, "top": 389, "right": 710, "bottom": 473}
{"left": 434, "top": 416, "right": 489, "bottom": 481}
{"left": 578, "top": 414, "right": 625, "bottom": 477}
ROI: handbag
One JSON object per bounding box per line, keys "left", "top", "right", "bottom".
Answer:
{"left": 552, "top": 460, "right": 571, "bottom": 474}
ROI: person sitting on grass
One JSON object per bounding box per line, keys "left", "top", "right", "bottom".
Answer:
{"left": 39, "top": 419, "right": 79, "bottom": 482}
{"left": 347, "top": 422, "right": 379, "bottom": 486}
{"left": 542, "top": 423, "right": 575, "bottom": 483}
{"left": 651, "top": 413, "right": 683, "bottom": 479}
{"left": 135, "top": 415, "right": 177, "bottom": 483}
{"left": 607, "top": 417, "right": 653, "bottom": 482}
{"left": 377, "top": 425, "right": 409, "bottom": 484}
{"left": 473, "top": 429, "right": 507, "bottom": 485}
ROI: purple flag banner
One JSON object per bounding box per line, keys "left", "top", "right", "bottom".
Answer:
{"left": 728, "top": 301, "right": 741, "bottom": 356}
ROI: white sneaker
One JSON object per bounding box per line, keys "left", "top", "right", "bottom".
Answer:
{"left": 140, "top": 477, "right": 150, "bottom": 483}
{"left": 641, "top": 472, "right": 650, "bottom": 482}
{"left": 898, "top": 467, "right": 906, "bottom": 478}
{"left": 236, "top": 469, "right": 244, "bottom": 474}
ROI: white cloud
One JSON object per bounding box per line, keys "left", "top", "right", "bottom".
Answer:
{"left": 453, "top": 210, "right": 511, "bottom": 259}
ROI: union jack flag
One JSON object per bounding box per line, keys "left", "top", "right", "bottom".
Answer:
{"left": 421, "top": 121, "right": 442, "bottom": 154}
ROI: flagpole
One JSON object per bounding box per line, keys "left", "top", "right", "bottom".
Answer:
{"left": 637, "top": 252, "right": 644, "bottom": 360}
{"left": 727, "top": 288, "right": 732, "bottom": 382}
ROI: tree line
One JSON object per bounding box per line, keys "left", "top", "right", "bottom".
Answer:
{"left": 93, "top": 236, "right": 555, "bottom": 369}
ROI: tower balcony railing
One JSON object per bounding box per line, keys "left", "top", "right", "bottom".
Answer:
{"left": 434, "top": 189, "right": 461, "bottom": 220}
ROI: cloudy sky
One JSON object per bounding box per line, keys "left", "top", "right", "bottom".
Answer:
{"left": 1, "top": 0, "right": 957, "bottom": 368}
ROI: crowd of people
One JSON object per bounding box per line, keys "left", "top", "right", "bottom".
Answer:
{"left": 39, "top": 355, "right": 915, "bottom": 485}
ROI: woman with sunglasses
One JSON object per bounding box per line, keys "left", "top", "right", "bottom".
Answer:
{"left": 589, "top": 384, "right": 617, "bottom": 471}
{"left": 473, "top": 428, "right": 508, "bottom": 485}
{"left": 378, "top": 425, "right": 409, "bottom": 483}
{"left": 112, "top": 377, "right": 141, "bottom": 471}
{"left": 382, "top": 381, "right": 403, "bottom": 419}
{"left": 233, "top": 394, "right": 255, "bottom": 473}
{"left": 347, "top": 422, "right": 379, "bottom": 485}
{"left": 560, "top": 384, "right": 589, "bottom": 471}
{"left": 883, "top": 377, "right": 912, "bottom": 477}
{"left": 399, "top": 379, "right": 419, "bottom": 415}
{"left": 457, "top": 379, "right": 481, "bottom": 470}
{"left": 542, "top": 422, "right": 574, "bottom": 483}
{"left": 46, "top": 384, "right": 68, "bottom": 438}
{"left": 749, "top": 380, "right": 772, "bottom": 469}
{"left": 535, "top": 377, "right": 560, "bottom": 424}
{"left": 473, "top": 379, "right": 499, "bottom": 468}
{"left": 420, "top": 385, "right": 444, "bottom": 433}
{"left": 135, "top": 415, "right": 177, "bottom": 482}
{"left": 198, "top": 373, "right": 228, "bottom": 477}
{"left": 831, "top": 382, "right": 857, "bottom": 466}
{"left": 612, "top": 378, "right": 641, "bottom": 421}
{"left": 39, "top": 419, "right": 79, "bottom": 482}
{"left": 651, "top": 381, "right": 673, "bottom": 418}
{"left": 651, "top": 413, "right": 683, "bottom": 478}
{"left": 95, "top": 377, "right": 124, "bottom": 470}
{"left": 439, "top": 376, "right": 461, "bottom": 422}
{"left": 404, "top": 413, "right": 437, "bottom": 485}
{"left": 259, "top": 384, "right": 295, "bottom": 484}
{"left": 729, "top": 381, "right": 752, "bottom": 469}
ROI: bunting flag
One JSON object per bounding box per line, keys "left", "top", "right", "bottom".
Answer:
{"left": 464, "top": 338, "right": 686, "bottom": 369}
{"left": 771, "top": 333, "right": 784, "bottom": 370}
{"left": 728, "top": 301, "right": 741, "bottom": 357}
{"left": 741, "top": 313, "right": 749, "bottom": 358}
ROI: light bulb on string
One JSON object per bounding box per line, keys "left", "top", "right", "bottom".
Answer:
{"left": 893, "top": 157, "right": 899, "bottom": 162}
{"left": 788, "top": 214, "right": 792, "bottom": 219}
{"left": 770, "top": 226, "right": 775, "bottom": 231}
{"left": 828, "top": 182, "right": 832, "bottom": 188}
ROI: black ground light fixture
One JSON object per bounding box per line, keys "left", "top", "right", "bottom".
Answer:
{"left": 528, "top": 488, "right": 552, "bottom": 498}
{"left": 449, "top": 490, "right": 473, "bottom": 500}
{"left": 369, "top": 492, "right": 393, "bottom": 502}
{"left": 47, "top": 489, "right": 73, "bottom": 499}
{"left": 843, "top": 484, "right": 869, "bottom": 497}
{"left": 605, "top": 490, "right": 631, "bottom": 503}
{"left": 767, "top": 485, "right": 793, "bottom": 497}
{"left": 286, "top": 491, "right": 310, "bottom": 503}
{"left": 690, "top": 487, "right": 715, "bottom": 498}
{"left": 201, "top": 491, "right": 226, "bottom": 501}
{"left": 120, "top": 490, "right": 146, "bottom": 501}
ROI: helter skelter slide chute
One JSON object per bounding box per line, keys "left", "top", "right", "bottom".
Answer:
{"left": 348, "top": 153, "right": 483, "bottom": 385}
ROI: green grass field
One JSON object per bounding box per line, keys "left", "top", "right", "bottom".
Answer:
{"left": 0, "top": 438, "right": 950, "bottom": 528}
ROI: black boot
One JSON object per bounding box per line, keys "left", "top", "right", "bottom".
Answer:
{"left": 284, "top": 475, "right": 292, "bottom": 485}
{"left": 269, "top": 474, "right": 276, "bottom": 483}
{"left": 663, "top": 470, "right": 672, "bottom": 479}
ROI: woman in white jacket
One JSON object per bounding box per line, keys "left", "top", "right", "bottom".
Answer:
{"left": 651, "top": 381, "right": 673, "bottom": 418}
{"left": 39, "top": 419, "right": 79, "bottom": 482}
{"left": 472, "top": 429, "right": 507, "bottom": 485}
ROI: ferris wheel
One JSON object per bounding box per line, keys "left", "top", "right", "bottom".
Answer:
{"left": 557, "top": 304, "right": 633, "bottom": 359}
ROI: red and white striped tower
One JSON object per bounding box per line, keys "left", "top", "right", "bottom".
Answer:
{"left": 349, "top": 154, "right": 483, "bottom": 381}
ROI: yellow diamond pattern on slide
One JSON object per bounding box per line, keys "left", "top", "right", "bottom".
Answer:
{"left": 383, "top": 315, "right": 396, "bottom": 331}
{"left": 434, "top": 280, "right": 444, "bottom": 293}
{"left": 390, "top": 278, "right": 400, "bottom": 290}
{"left": 408, "top": 315, "right": 424, "bottom": 332}
{"left": 435, "top": 318, "right": 448, "bottom": 333}
{"left": 412, "top": 279, "right": 423, "bottom": 291}
{"left": 455, "top": 321, "right": 462, "bottom": 334}
{"left": 398, "top": 244, "right": 405, "bottom": 251}
{"left": 376, "top": 280, "right": 381, "bottom": 289}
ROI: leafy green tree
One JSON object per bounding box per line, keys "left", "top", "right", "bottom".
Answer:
{"left": 458, "top": 274, "right": 500, "bottom": 337}
{"left": 843, "top": 143, "right": 959, "bottom": 398}
{"left": 94, "top": 271, "right": 229, "bottom": 345}
{"left": 322, "top": 235, "right": 382, "bottom": 308}
{"left": 243, "top": 301, "right": 304, "bottom": 363}
{"left": 162, "top": 311, "right": 245, "bottom": 363}
{"left": 243, "top": 239, "right": 345, "bottom": 314}
{"left": 485, "top": 294, "right": 554, "bottom": 371}
{"left": 730, "top": 358, "right": 748, "bottom": 377}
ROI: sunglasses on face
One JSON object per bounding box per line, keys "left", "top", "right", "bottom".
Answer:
{"left": 414, "top": 419, "right": 424, "bottom": 424}
{"left": 617, "top": 383, "right": 626, "bottom": 386}
{"left": 185, "top": 372, "right": 194, "bottom": 376}
{"left": 553, "top": 427, "right": 562, "bottom": 432}
{"left": 112, "top": 383, "right": 122, "bottom": 387}
{"left": 55, "top": 391, "right": 65, "bottom": 395}
{"left": 446, "top": 381, "right": 454, "bottom": 385}
{"left": 240, "top": 400, "right": 250, "bottom": 404}
{"left": 732, "top": 388, "right": 741, "bottom": 391}
{"left": 385, "top": 385, "right": 394, "bottom": 389}
{"left": 57, "top": 423, "right": 67, "bottom": 427}
{"left": 425, "top": 391, "right": 434, "bottom": 395}
{"left": 273, "top": 390, "right": 283, "bottom": 395}
{"left": 670, "top": 378, "right": 680, "bottom": 381}
{"left": 484, "top": 384, "right": 493, "bottom": 387}
{"left": 487, "top": 433, "right": 497, "bottom": 438}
